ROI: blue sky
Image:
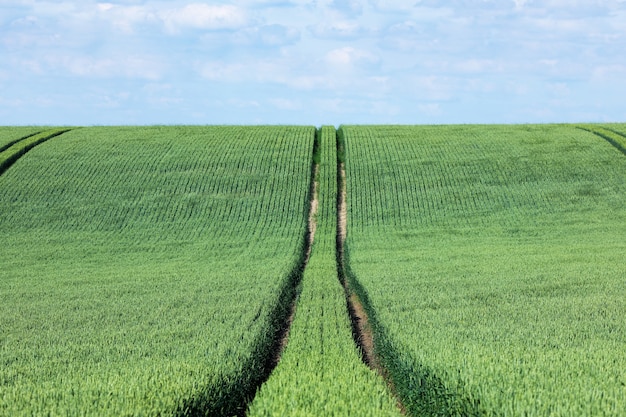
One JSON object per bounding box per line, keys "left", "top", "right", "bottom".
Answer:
{"left": 1, "top": 0, "right": 625, "bottom": 125}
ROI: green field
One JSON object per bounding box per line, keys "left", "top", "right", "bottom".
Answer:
{"left": 0, "top": 127, "right": 46, "bottom": 150}
{"left": 248, "top": 126, "right": 400, "bottom": 417}
{"left": 1, "top": 124, "right": 625, "bottom": 416}
{"left": 0, "top": 128, "right": 72, "bottom": 175}
{"left": 0, "top": 126, "right": 314, "bottom": 415}
{"left": 343, "top": 125, "right": 626, "bottom": 416}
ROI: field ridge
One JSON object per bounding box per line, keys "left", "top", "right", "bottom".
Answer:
{"left": 229, "top": 128, "right": 319, "bottom": 417}
{"left": 342, "top": 124, "right": 626, "bottom": 416}
{"left": 0, "top": 126, "right": 317, "bottom": 417}
{"left": 3, "top": 124, "right": 625, "bottom": 416}
{"left": 247, "top": 126, "right": 401, "bottom": 416}
{"left": 212, "top": 130, "right": 319, "bottom": 417}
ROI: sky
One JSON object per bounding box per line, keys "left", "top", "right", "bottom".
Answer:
{"left": 1, "top": 0, "right": 626, "bottom": 125}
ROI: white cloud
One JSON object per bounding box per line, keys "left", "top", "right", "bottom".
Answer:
{"left": 530, "top": 17, "right": 588, "bottom": 33}
{"left": 96, "top": 3, "right": 158, "bottom": 34}
{"left": 312, "top": 97, "right": 400, "bottom": 119}
{"left": 325, "top": 47, "right": 378, "bottom": 68}
{"left": 27, "top": 54, "right": 165, "bottom": 80}
{"left": 268, "top": 98, "right": 302, "bottom": 110}
{"left": 228, "top": 98, "right": 260, "bottom": 108}
{"left": 330, "top": 0, "right": 363, "bottom": 15}
{"left": 3, "top": 0, "right": 626, "bottom": 124}
{"left": 198, "top": 58, "right": 331, "bottom": 90}
{"left": 310, "top": 20, "right": 370, "bottom": 38}
{"left": 142, "top": 83, "right": 175, "bottom": 95}
{"left": 97, "top": 3, "right": 114, "bottom": 12}
{"left": 93, "top": 91, "right": 131, "bottom": 109}
{"left": 199, "top": 62, "right": 247, "bottom": 82}
{"left": 592, "top": 64, "right": 626, "bottom": 82}
{"left": 410, "top": 76, "right": 455, "bottom": 101}
{"left": 370, "top": 0, "right": 419, "bottom": 12}
{"left": 232, "top": 24, "right": 300, "bottom": 46}
{"left": 456, "top": 59, "right": 504, "bottom": 74}
{"left": 30, "top": 1, "right": 78, "bottom": 16}
{"left": 281, "top": 75, "right": 332, "bottom": 90}
{"left": 547, "top": 82, "right": 571, "bottom": 96}
{"left": 513, "top": 0, "right": 529, "bottom": 10}
{"left": 160, "top": 4, "right": 248, "bottom": 33}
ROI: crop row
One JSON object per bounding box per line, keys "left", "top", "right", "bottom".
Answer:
{"left": 577, "top": 124, "right": 626, "bottom": 155}
{"left": 2, "top": 124, "right": 625, "bottom": 416}
{"left": 0, "top": 128, "right": 71, "bottom": 175}
{"left": 0, "top": 126, "right": 314, "bottom": 416}
{"left": 602, "top": 123, "right": 626, "bottom": 138}
{"left": 247, "top": 126, "right": 400, "bottom": 416}
{"left": 0, "top": 127, "right": 49, "bottom": 150}
{"left": 343, "top": 124, "right": 626, "bottom": 416}
{"left": 343, "top": 124, "right": 626, "bottom": 232}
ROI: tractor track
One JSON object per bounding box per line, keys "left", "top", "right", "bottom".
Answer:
{"left": 0, "top": 129, "right": 72, "bottom": 176}
{"left": 336, "top": 155, "right": 407, "bottom": 415}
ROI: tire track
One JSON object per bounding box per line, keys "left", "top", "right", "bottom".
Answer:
{"left": 0, "top": 131, "right": 43, "bottom": 153}
{"left": 231, "top": 129, "right": 320, "bottom": 417}
{"left": 577, "top": 125, "right": 626, "bottom": 156}
{"left": 0, "top": 128, "right": 73, "bottom": 176}
{"left": 269, "top": 162, "right": 319, "bottom": 371}
{"left": 335, "top": 130, "right": 407, "bottom": 415}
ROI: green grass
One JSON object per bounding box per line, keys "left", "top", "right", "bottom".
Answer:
{"left": 342, "top": 124, "right": 626, "bottom": 416}
{"left": 0, "top": 126, "right": 314, "bottom": 416}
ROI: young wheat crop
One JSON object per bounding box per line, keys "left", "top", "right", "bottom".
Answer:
{"left": 343, "top": 124, "right": 626, "bottom": 417}
{"left": 0, "top": 126, "right": 314, "bottom": 416}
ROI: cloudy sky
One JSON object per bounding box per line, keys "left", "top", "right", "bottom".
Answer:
{"left": 1, "top": 0, "right": 626, "bottom": 125}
